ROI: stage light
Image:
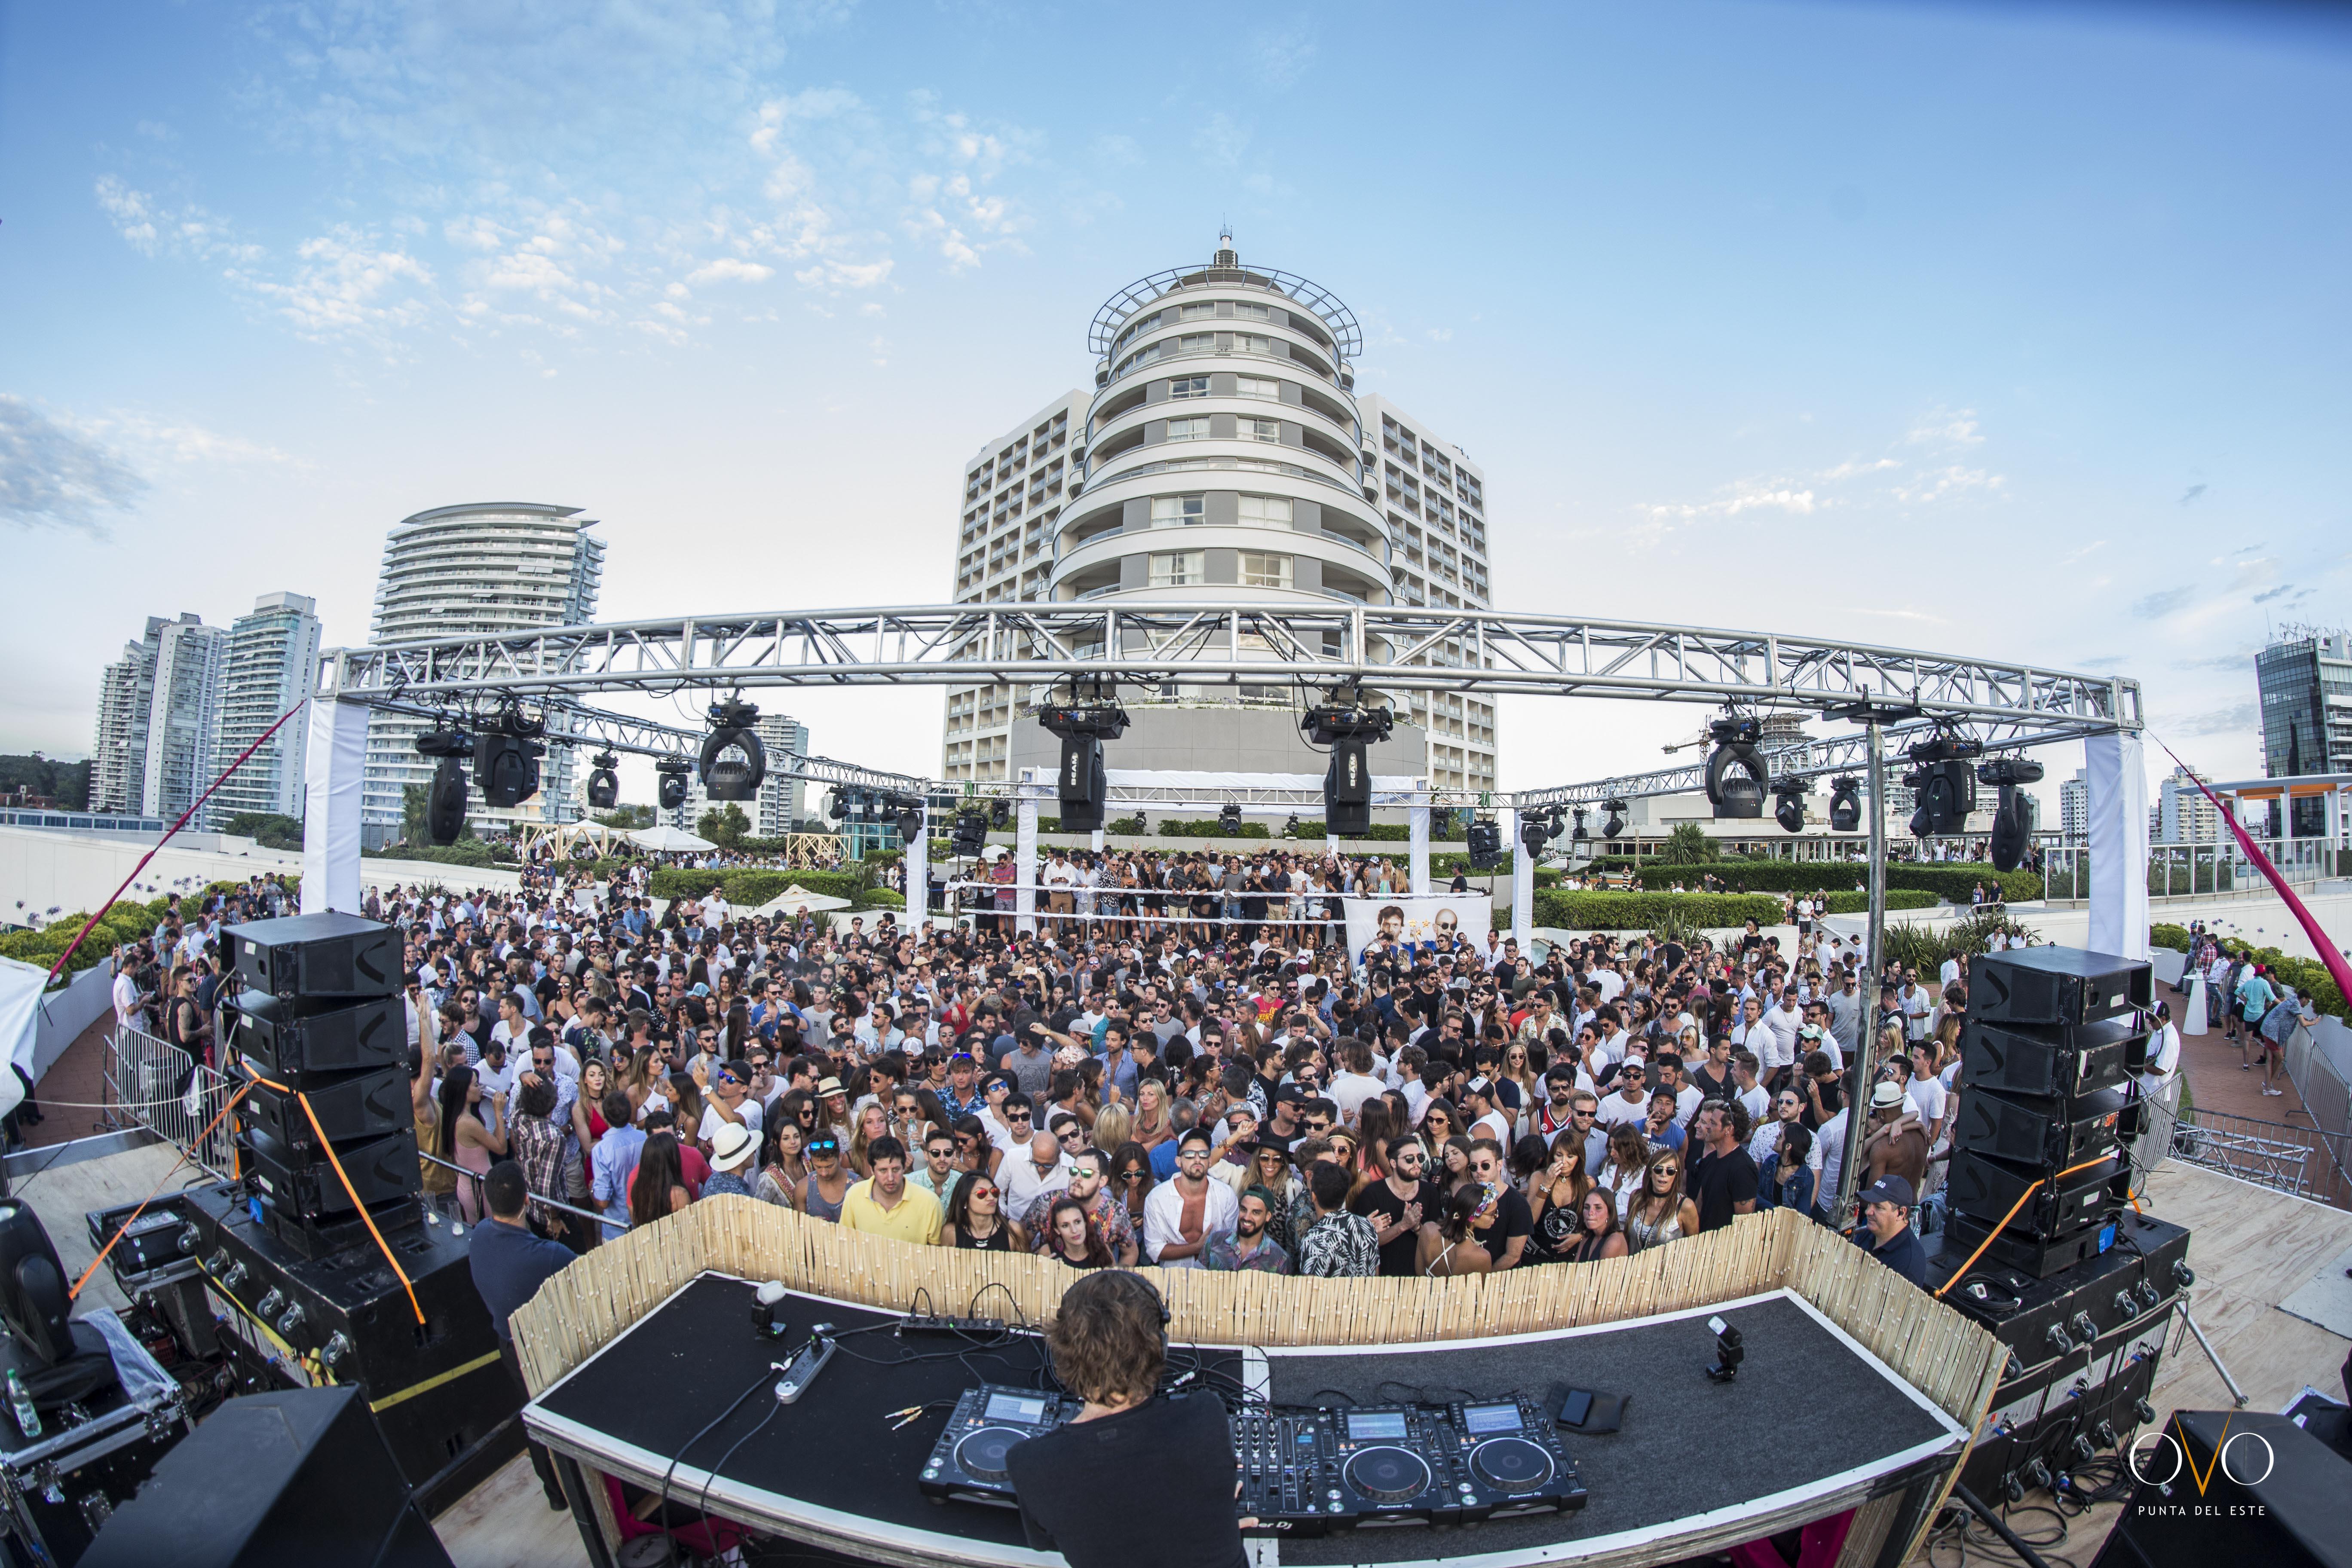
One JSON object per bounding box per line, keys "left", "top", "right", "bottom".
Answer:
{"left": 1467, "top": 817, "right": 1502, "bottom": 870}
{"left": 893, "top": 795, "right": 925, "bottom": 845}
{"left": 1978, "top": 757, "right": 2046, "bottom": 872}
{"left": 1827, "top": 776, "right": 1862, "bottom": 832}
{"left": 1572, "top": 806, "right": 1590, "bottom": 841}
{"left": 988, "top": 799, "right": 1010, "bottom": 830}
{"left": 1218, "top": 802, "right": 1243, "bottom": 836}
{"left": 584, "top": 752, "right": 620, "bottom": 811}
{"left": 1703, "top": 1314, "right": 1745, "bottom": 1384}
{"left": 657, "top": 756, "right": 692, "bottom": 811}
{"left": 951, "top": 809, "right": 988, "bottom": 858}
{"left": 1284, "top": 814, "right": 1299, "bottom": 838}
{"left": 1602, "top": 799, "right": 1627, "bottom": 839}
{"left": 826, "top": 788, "right": 848, "bottom": 822}
{"left": 698, "top": 698, "right": 766, "bottom": 802}
{"left": 472, "top": 704, "right": 545, "bottom": 808}
{"left": 1039, "top": 696, "right": 1130, "bottom": 833}
{"left": 1771, "top": 776, "right": 1807, "bottom": 834}
{"left": 1302, "top": 699, "right": 1393, "bottom": 838}
{"left": 1704, "top": 716, "right": 1765, "bottom": 820}
{"left": 413, "top": 727, "right": 472, "bottom": 845}
{"left": 1519, "top": 812, "right": 1549, "bottom": 859}
{"left": 1907, "top": 733, "right": 1983, "bottom": 835}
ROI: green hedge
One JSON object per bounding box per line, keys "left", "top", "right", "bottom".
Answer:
{"left": 2151, "top": 925, "right": 2346, "bottom": 1020}
{"left": 0, "top": 894, "right": 184, "bottom": 984}
{"left": 1819, "top": 890, "right": 1938, "bottom": 915}
{"left": 365, "top": 839, "right": 518, "bottom": 868}
{"left": 1152, "top": 818, "right": 1273, "bottom": 840}
{"left": 646, "top": 867, "right": 885, "bottom": 909}
{"left": 861, "top": 889, "right": 906, "bottom": 910}
{"left": 1531, "top": 891, "right": 1785, "bottom": 931}
{"left": 1629, "top": 858, "right": 2042, "bottom": 902}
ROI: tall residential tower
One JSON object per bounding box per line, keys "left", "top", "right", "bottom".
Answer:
{"left": 941, "top": 236, "right": 1496, "bottom": 790}
{"left": 208, "top": 592, "right": 323, "bottom": 827}
{"left": 361, "top": 503, "right": 606, "bottom": 844}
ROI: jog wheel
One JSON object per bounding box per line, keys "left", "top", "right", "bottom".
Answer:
{"left": 1470, "top": 1436, "right": 1555, "bottom": 1493}
{"left": 1344, "top": 1446, "right": 1433, "bottom": 1504}
{"left": 954, "top": 1426, "right": 1028, "bottom": 1483}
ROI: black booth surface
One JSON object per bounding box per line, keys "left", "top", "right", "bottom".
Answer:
{"left": 529, "top": 1276, "right": 1966, "bottom": 1568}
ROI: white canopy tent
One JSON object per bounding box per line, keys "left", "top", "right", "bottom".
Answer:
{"left": 626, "top": 824, "right": 717, "bottom": 854}
{"left": 750, "top": 885, "right": 855, "bottom": 916}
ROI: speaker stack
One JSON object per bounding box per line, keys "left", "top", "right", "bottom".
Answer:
{"left": 222, "top": 913, "right": 421, "bottom": 1257}
{"left": 1929, "top": 945, "right": 2191, "bottom": 1511}
{"left": 1945, "top": 946, "right": 2153, "bottom": 1279}
{"left": 159, "top": 914, "right": 525, "bottom": 1512}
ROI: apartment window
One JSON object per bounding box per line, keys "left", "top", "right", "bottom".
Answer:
{"left": 1235, "top": 375, "right": 1280, "bottom": 401}
{"left": 1179, "top": 333, "right": 1214, "bottom": 352}
{"left": 1237, "top": 494, "right": 1293, "bottom": 524}
{"left": 1232, "top": 301, "right": 1271, "bottom": 321}
{"left": 1235, "top": 333, "right": 1271, "bottom": 353}
{"left": 1239, "top": 551, "right": 1292, "bottom": 589}
{"left": 1243, "top": 417, "right": 1281, "bottom": 443}
{"left": 1180, "top": 301, "right": 1217, "bottom": 320}
{"left": 1166, "top": 417, "right": 1210, "bottom": 441}
{"left": 1152, "top": 494, "right": 1206, "bottom": 526}
{"left": 1168, "top": 376, "right": 1210, "bottom": 399}
{"left": 1149, "top": 550, "right": 1206, "bottom": 587}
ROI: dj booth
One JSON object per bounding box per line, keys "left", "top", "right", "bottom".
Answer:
{"left": 525, "top": 1273, "right": 1969, "bottom": 1568}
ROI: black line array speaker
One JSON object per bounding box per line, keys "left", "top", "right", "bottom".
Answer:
{"left": 223, "top": 913, "right": 422, "bottom": 1247}
{"left": 224, "top": 912, "right": 405, "bottom": 1003}
{"left": 81, "top": 1386, "right": 454, "bottom": 1568}
{"left": 1972, "top": 946, "right": 2153, "bottom": 1027}
{"left": 1947, "top": 948, "right": 2155, "bottom": 1279}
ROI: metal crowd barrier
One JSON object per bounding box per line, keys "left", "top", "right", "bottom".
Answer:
{"left": 2169, "top": 1102, "right": 2352, "bottom": 1209}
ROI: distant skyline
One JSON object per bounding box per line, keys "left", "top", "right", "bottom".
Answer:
{"left": 3, "top": 1, "right": 2347, "bottom": 805}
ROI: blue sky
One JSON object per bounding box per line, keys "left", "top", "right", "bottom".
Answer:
{"left": 3, "top": 0, "right": 2347, "bottom": 801}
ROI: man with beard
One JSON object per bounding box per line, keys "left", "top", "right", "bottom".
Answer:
{"left": 1202, "top": 1186, "right": 1291, "bottom": 1274}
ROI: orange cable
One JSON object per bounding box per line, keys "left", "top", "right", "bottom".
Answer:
{"left": 295, "top": 1090, "right": 426, "bottom": 1325}
{"left": 70, "top": 1080, "right": 256, "bottom": 1301}
{"left": 1932, "top": 1152, "right": 2116, "bottom": 1297}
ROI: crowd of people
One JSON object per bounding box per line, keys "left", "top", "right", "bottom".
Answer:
{"left": 107, "top": 855, "right": 2211, "bottom": 1309}
{"left": 2176, "top": 922, "right": 2320, "bottom": 1099}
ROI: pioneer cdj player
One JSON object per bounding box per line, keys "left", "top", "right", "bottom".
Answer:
{"left": 1442, "top": 1395, "right": 1588, "bottom": 1521}
{"left": 919, "top": 1385, "right": 1080, "bottom": 1508}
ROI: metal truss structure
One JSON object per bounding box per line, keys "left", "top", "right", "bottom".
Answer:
{"left": 1514, "top": 716, "right": 2069, "bottom": 808}
{"left": 325, "top": 603, "right": 2141, "bottom": 738}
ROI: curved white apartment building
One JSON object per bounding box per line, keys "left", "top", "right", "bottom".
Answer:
{"left": 943, "top": 236, "right": 1497, "bottom": 792}
{"left": 360, "top": 502, "right": 606, "bottom": 842}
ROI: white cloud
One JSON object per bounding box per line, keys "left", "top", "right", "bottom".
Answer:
{"left": 0, "top": 397, "right": 149, "bottom": 534}
{"left": 1248, "top": 20, "right": 1319, "bottom": 87}
{"left": 685, "top": 257, "right": 776, "bottom": 286}
{"left": 1816, "top": 456, "right": 1899, "bottom": 481}
{"left": 94, "top": 177, "right": 261, "bottom": 263}
{"left": 1639, "top": 479, "right": 1820, "bottom": 523}
{"left": 1194, "top": 113, "right": 1252, "bottom": 165}
{"left": 228, "top": 227, "right": 435, "bottom": 338}
{"left": 1907, "top": 407, "right": 1985, "bottom": 447}
{"left": 1890, "top": 465, "right": 2003, "bottom": 504}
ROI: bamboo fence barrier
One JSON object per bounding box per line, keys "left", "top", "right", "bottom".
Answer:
{"left": 512, "top": 1199, "right": 2002, "bottom": 1429}
{"left": 511, "top": 1199, "right": 2006, "bottom": 1568}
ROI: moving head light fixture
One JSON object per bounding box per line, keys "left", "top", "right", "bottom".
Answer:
{"left": 698, "top": 697, "right": 766, "bottom": 802}
{"left": 1571, "top": 806, "right": 1591, "bottom": 841}
{"left": 1038, "top": 682, "right": 1130, "bottom": 834}
{"left": 1217, "top": 802, "right": 1244, "bottom": 836}
{"left": 1466, "top": 816, "right": 1503, "bottom": 870}
{"left": 1519, "top": 805, "right": 1566, "bottom": 860}
{"left": 412, "top": 725, "right": 474, "bottom": 845}
{"left": 1905, "top": 730, "right": 1984, "bottom": 837}
{"left": 1602, "top": 799, "right": 1628, "bottom": 839}
{"left": 950, "top": 809, "right": 989, "bottom": 858}
{"left": 1302, "top": 693, "right": 1394, "bottom": 839}
{"left": 1827, "top": 776, "right": 1862, "bottom": 833}
{"left": 891, "top": 794, "right": 926, "bottom": 846}
{"left": 656, "top": 756, "right": 692, "bottom": 811}
{"left": 1704, "top": 715, "right": 1766, "bottom": 820}
{"left": 473, "top": 701, "right": 545, "bottom": 809}
{"left": 1771, "top": 776, "right": 1809, "bottom": 834}
{"left": 584, "top": 752, "right": 620, "bottom": 811}
{"left": 1978, "top": 756, "right": 2046, "bottom": 872}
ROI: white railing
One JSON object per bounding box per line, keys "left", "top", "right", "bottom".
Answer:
{"left": 103, "top": 1025, "right": 238, "bottom": 1176}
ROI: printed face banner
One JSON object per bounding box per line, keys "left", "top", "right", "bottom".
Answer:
{"left": 1344, "top": 895, "right": 1492, "bottom": 968}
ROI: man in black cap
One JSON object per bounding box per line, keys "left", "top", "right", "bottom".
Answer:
{"left": 1851, "top": 1175, "right": 1926, "bottom": 1286}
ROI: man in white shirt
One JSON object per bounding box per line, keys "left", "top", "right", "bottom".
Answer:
{"left": 1595, "top": 1071, "right": 1651, "bottom": 1130}
{"left": 111, "top": 960, "right": 145, "bottom": 1032}
{"left": 1000, "top": 1129, "right": 1073, "bottom": 1216}
{"left": 1141, "top": 1128, "right": 1238, "bottom": 1269}
{"left": 1462, "top": 1078, "right": 1514, "bottom": 1145}
{"left": 1897, "top": 978, "right": 1934, "bottom": 1044}
{"left": 1326, "top": 1040, "right": 1386, "bottom": 1126}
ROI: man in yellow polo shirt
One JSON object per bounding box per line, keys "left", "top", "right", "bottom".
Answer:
{"left": 840, "top": 1136, "right": 943, "bottom": 1243}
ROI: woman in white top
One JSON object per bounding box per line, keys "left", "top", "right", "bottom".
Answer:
{"left": 1593, "top": 1124, "right": 1652, "bottom": 1218}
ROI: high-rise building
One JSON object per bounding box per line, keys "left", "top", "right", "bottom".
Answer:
{"left": 90, "top": 614, "right": 186, "bottom": 814}
{"left": 361, "top": 503, "right": 606, "bottom": 845}
{"left": 940, "top": 235, "right": 1495, "bottom": 791}
{"left": 207, "top": 592, "right": 323, "bottom": 828}
{"left": 2059, "top": 768, "right": 2089, "bottom": 842}
{"left": 753, "top": 713, "right": 812, "bottom": 837}
{"left": 2256, "top": 627, "right": 2352, "bottom": 837}
{"left": 141, "top": 617, "right": 230, "bottom": 825}
{"left": 2156, "top": 764, "right": 2220, "bottom": 845}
